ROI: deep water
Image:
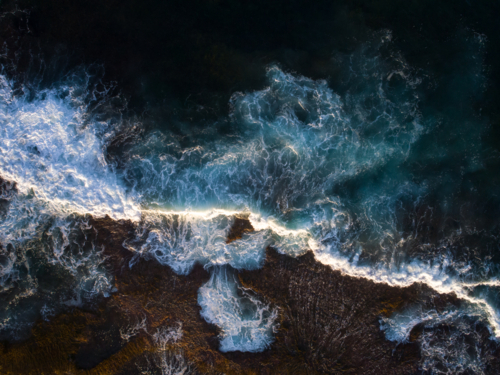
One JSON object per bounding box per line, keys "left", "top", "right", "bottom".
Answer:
{"left": 1, "top": 0, "right": 500, "bottom": 373}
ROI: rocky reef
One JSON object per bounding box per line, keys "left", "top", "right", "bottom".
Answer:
{"left": 1, "top": 212, "right": 490, "bottom": 374}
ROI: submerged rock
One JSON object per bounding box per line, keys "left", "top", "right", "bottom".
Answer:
{"left": 0, "top": 176, "right": 16, "bottom": 215}
{"left": 226, "top": 214, "right": 255, "bottom": 244}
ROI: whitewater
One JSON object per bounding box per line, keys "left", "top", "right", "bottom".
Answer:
{"left": 0, "top": 34, "right": 498, "bottom": 369}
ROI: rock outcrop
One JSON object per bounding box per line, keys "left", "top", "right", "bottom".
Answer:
{"left": 0, "top": 214, "right": 486, "bottom": 374}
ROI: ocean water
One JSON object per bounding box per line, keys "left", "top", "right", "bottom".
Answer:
{"left": 0, "top": 27, "right": 499, "bottom": 370}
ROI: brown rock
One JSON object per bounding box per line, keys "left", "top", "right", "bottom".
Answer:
{"left": 0, "top": 214, "right": 470, "bottom": 374}
{"left": 226, "top": 214, "right": 255, "bottom": 244}
{"left": 238, "top": 248, "right": 423, "bottom": 374}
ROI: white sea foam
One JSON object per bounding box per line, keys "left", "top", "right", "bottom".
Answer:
{"left": 128, "top": 209, "right": 309, "bottom": 274}
{"left": 379, "top": 305, "right": 463, "bottom": 343}
{"left": 0, "top": 74, "right": 140, "bottom": 222}
{"left": 153, "top": 322, "right": 183, "bottom": 350}
{"left": 315, "top": 239, "right": 500, "bottom": 339}
{"left": 381, "top": 305, "right": 488, "bottom": 374}
{"left": 152, "top": 351, "right": 193, "bottom": 375}
{"left": 418, "top": 321, "right": 487, "bottom": 375}
{"left": 198, "top": 266, "right": 277, "bottom": 352}
{"left": 120, "top": 316, "right": 148, "bottom": 342}
{"left": 0, "top": 73, "right": 133, "bottom": 336}
{"left": 119, "top": 316, "right": 183, "bottom": 349}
